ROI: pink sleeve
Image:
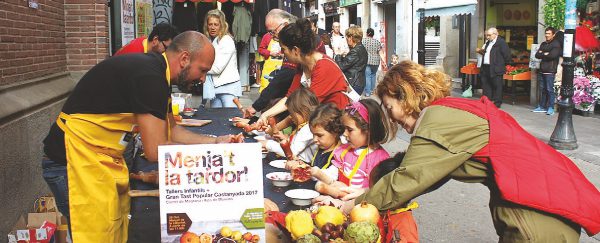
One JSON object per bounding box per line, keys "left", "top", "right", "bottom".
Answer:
{"left": 364, "top": 149, "right": 390, "bottom": 174}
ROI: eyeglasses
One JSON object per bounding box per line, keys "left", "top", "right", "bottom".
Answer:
{"left": 268, "top": 22, "right": 286, "bottom": 36}
{"left": 161, "top": 41, "right": 169, "bottom": 50}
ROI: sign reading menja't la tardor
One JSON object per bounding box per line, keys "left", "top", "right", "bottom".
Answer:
{"left": 158, "top": 143, "right": 265, "bottom": 243}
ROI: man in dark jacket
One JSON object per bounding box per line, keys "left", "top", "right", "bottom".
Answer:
{"left": 533, "top": 27, "right": 562, "bottom": 115}
{"left": 477, "top": 27, "right": 511, "bottom": 108}
{"left": 335, "top": 26, "right": 368, "bottom": 95}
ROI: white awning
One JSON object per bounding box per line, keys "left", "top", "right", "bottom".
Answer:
{"left": 420, "top": 0, "right": 477, "bottom": 17}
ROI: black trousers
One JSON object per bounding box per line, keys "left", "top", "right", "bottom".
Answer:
{"left": 480, "top": 64, "right": 503, "bottom": 107}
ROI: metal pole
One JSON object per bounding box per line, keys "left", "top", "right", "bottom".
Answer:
{"left": 549, "top": 0, "right": 578, "bottom": 150}
{"left": 417, "top": 8, "right": 425, "bottom": 65}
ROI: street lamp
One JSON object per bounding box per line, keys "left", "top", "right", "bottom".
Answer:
{"left": 417, "top": 8, "right": 425, "bottom": 65}
{"left": 549, "top": 0, "right": 578, "bottom": 150}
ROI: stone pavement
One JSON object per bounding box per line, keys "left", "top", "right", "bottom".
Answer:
{"left": 203, "top": 87, "right": 600, "bottom": 242}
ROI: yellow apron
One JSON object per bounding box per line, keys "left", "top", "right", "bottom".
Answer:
{"left": 259, "top": 39, "right": 283, "bottom": 92}
{"left": 57, "top": 53, "right": 171, "bottom": 243}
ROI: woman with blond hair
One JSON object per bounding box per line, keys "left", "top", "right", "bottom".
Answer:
{"left": 334, "top": 26, "right": 368, "bottom": 95}
{"left": 353, "top": 60, "right": 600, "bottom": 242}
{"left": 202, "top": 9, "right": 241, "bottom": 108}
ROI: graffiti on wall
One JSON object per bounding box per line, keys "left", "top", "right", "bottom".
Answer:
{"left": 153, "top": 0, "right": 173, "bottom": 25}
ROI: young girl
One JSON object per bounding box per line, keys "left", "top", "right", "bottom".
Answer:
{"left": 388, "top": 54, "right": 400, "bottom": 69}
{"left": 315, "top": 99, "right": 393, "bottom": 189}
{"left": 306, "top": 104, "right": 344, "bottom": 181}
{"left": 262, "top": 87, "right": 318, "bottom": 163}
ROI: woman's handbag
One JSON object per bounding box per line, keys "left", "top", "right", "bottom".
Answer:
{"left": 323, "top": 58, "right": 361, "bottom": 102}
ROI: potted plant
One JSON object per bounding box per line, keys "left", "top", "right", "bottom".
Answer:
{"left": 572, "top": 75, "right": 600, "bottom": 115}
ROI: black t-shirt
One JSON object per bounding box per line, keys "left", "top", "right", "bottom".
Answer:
{"left": 312, "top": 148, "right": 333, "bottom": 169}
{"left": 43, "top": 53, "right": 171, "bottom": 164}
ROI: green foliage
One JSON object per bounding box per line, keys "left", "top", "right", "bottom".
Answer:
{"left": 543, "top": 0, "right": 566, "bottom": 30}
{"left": 577, "top": 0, "right": 589, "bottom": 12}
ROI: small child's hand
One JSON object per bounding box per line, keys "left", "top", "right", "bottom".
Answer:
{"left": 273, "top": 131, "right": 287, "bottom": 142}
{"left": 312, "top": 195, "right": 342, "bottom": 208}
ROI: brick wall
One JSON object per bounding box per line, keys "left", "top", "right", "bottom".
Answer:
{"left": 0, "top": 0, "right": 67, "bottom": 86}
{"left": 64, "top": 0, "right": 109, "bottom": 72}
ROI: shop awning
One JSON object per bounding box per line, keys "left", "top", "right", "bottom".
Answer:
{"left": 179, "top": 0, "right": 254, "bottom": 3}
{"left": 420, "top": 0, "right": 477, "bottom": 17}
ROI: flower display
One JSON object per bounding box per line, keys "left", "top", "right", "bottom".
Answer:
{"left": 572, "top": 75, "right": 600, "bottom": 110}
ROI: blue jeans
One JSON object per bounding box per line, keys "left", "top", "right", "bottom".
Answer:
{"left": 364, "top": 64, "right": 379, "bottom": 95}
{"left": 42, "top": 158, "right": 72, "bottom": 240}
{"left": 538, "top": 73, "right": 556, "bottom": 109}
{"left": 210, "top": 93, "right": 237, "bottom": 108}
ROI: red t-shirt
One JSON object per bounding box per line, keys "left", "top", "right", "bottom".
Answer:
{"left": 114, "top": 37, "right": 146, "bottom": 56}
{"left": 287, "top": 57, "right": 349, "bottom": 109}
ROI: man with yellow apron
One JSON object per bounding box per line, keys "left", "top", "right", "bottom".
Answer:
{"left": 41, "top": 32, "right": 236, "bottom": 243}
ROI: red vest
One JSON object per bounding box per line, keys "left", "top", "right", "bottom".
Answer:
{"left": 432, "top": 97, "right": 600, "bottom": 236}
{"left": 114, "top": 37, "right": 146, "bottom": 56}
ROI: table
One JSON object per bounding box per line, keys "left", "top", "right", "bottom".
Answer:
{"left": 128, "top": 108, "right": 313, "bottom": 243}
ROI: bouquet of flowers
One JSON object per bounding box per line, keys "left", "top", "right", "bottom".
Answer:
{"left": 572, "top": 75, "right": 600, "bottom": 111}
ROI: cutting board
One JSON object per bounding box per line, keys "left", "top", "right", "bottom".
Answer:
{"left": 176, "top": 119, "right": 212, "bottom": 127}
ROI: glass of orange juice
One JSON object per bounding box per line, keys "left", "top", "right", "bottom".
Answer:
{"left": 172, "top": 103, "right": 180, "bottom": 116}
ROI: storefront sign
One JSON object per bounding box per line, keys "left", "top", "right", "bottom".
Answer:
{"left": 323, "top": 1, "right": 339, "bottom": 16}
{"left": 339, "top": 0, "right": 360, "bottom": 7}
{"left": 158, "top": 143, "right": 265, "bottom": 243}
{"left": 121, "top": 0, "right": 135, "bottom": 45}
{"left": 136, "top": 0, "right": 154, "bottom": 38}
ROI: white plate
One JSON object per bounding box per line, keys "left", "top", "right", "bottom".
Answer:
{"left": 285, "top": 189, "right": 320, "bottom": 200}
{"left": 252, "top": 130, "right": 266, "bottom": 136}
{"left": 266, "top": 172, "right": 292, "bottom": 181}
{"left": 269, "top": 160, "right": 286, "bottom": 169}
{"left": 254, "top": 135, "right": 266, "bottom": 141}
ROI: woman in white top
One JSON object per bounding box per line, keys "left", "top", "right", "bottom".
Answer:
{"left": 203, "top": 9, "right": 241, "bottom": 108}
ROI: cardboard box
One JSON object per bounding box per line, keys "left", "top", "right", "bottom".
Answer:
{"left": 8, "top": 212, "right": 65, "bottom": 243}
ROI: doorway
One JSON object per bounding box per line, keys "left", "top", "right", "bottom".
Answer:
{"left": 384, "top": 3, "right": 396, "bottom": 64}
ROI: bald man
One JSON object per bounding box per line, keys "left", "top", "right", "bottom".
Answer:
{"left": 476, "top": 27, "right": 511, "bottom": 108}
{"left": 41, "top": 31, "right": 235, "bottom": 242}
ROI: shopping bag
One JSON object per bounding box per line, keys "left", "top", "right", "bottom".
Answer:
{"left": 462, "top": 85, "right": 473, "bottom": 98}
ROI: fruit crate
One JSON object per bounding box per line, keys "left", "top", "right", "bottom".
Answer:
{"left": 503, "top": 71, "right": 531, "bottom": 80}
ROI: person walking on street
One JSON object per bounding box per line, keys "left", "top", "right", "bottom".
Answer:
{"left": 203, "top": 9, "right": 242, "bottom": 108}
{"left": 114, "top": 23, "right": 179, "bottom": 55}
{"left": 330, "top": 22, "right": 349, "bottom": 58}
{"left": 362, "top": 28, "right": 384, "bottom": 96}
{"left": 41, "top": 31, "right": 236, "bottom": 242}
{"left": 533, "top": 27, "right": 562, "bottom": 115}
{"left": 335, "top": 26, "right": 368, "bottom": 95}
{"left": 477, "top": 27, "right": 511, "bottom": 108}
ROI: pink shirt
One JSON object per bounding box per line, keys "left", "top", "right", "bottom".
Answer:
{"left": 331, "top": 144, "right": 390, "bottom": 188}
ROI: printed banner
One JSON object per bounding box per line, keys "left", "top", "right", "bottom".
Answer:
{"left": 159, "top": 143, "right": 265, "bottom": 243}
{"left": 121, "top": 0, "right": 135, "bottom": 45}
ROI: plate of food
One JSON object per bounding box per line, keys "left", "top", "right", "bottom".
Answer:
{"left": 266, "top": 172, "right": 292, "bottom": 187}
{"left": 285, "top": 189, "right": 320, "bottom": 206}
{"left": 269, "top": 159, "right": 286, "bottom": 169}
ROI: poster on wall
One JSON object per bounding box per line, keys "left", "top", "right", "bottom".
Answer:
{"left": 121, "top": 0, "right": 135, "bottom": 45}
{"left": 158, "top": 143, "right": 265, "bottom": 243}
{"left": 136, "top": 0, "right": 154, "bottom": 38}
